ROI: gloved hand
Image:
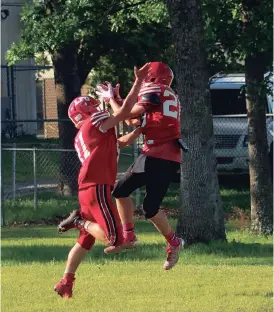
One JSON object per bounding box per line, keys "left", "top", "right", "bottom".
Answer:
{"left": 95, "top": 82, "right": 114, "bottom": 103}
{"left": 113, "top": 83, "right": 124, "bottom": 104}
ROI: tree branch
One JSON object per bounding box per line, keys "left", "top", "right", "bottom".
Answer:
{"left": 111, "top": 0, "right": 153, "bottom": 14}
{"left": 101, "top": 0, "right": 155, "bottom": 21}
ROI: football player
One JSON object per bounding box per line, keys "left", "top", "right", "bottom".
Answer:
{"left": 54, "top": 63, "right": 149, "bottom": 298}
{"left": 96, "top": 62, "right": 185, "bottom": 270}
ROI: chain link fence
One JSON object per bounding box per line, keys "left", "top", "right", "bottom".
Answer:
{"left": 1, "top": 117, "right": 141, "bottom": 226}
{"left": 2, "top": 147, "right": 74, "bottom": 200}
{"left": 1, "top": 138, "right": 140, "bottom": 226}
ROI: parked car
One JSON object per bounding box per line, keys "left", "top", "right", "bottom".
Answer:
{"left": 211, "top": 72, "right": 273, "bottom": 175}
{"left": 175, "top": 72, "right": 273, "bottom": 180}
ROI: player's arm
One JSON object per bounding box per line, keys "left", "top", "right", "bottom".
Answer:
{"left": 124, "top": 117, "right": 142, "bottom": 126}
{"left": 98, "top": 63, "right": 150, "bottom": 133}
{"left": 117, "top": 127, "right": 143, "bottom": 149}
{"left": 124, "top": 91, "right": 161, "bottom": 125}
{"left": 102, "top": 81, "right": 160, "bottom": 125}
{"left": 108, "top": 99, "right": 144, "bottom": 126}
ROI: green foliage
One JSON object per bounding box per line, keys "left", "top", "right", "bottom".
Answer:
{"left": 6, "top": 0, "right": 109, "bottom": 63}
{"left": 6, "top": 0, "right": 172, "bottom": 90}
{"left": 202, "top": 0, "right": 272, "bottom": 72}
{"left": 6, "top": 0, "right": 271, "bottom": 89}
{"left": 34, "top": 52, "right": 51, "bottom": 66}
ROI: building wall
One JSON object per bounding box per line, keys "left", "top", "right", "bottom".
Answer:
{"left": 42, "top": 80, "right": 93, "bottom": 138}
{"left": 1, "top": 0, "right": 37, "bottom": 134}
{"left": 43, "top": 79, "right": 59, "bottom": 138}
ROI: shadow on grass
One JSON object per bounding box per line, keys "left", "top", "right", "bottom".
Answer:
{"left": 1, "top": 243, "right": 165, "bottom": 264}
{"left": 188, "top": 240, "right": 273, "bottom": 260}
{"left": 1, "top": 227, "right": 64, "bottom": 239}
{"left": 1, "top": 220, "right": 173, "bottom": 239}
{"left": 218, "top": 175, "right": 250, "bottom": 189}
{"left": 2, "top": 221, "right": 272, "bottom": 266}
{"left": 221, "top": 189, "right": 250, "bottom": 211}
{"left": 2, "top": 240, "right": 272, "bottom": 266}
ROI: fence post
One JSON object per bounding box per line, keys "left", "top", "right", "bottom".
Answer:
{"left": 1, "top": 148, "right": 6, "bottom": 226}
{"left": 12, "top": 143, "right": 16, "bottom": 200}
{"left": 10, "top": 66, "right": 16, "bottom": 137}
{"left": 132, "top": 141, "right": 141, "bottom": 207}
{"left": 33, "top": 148, "right": 37, "bottom": 211}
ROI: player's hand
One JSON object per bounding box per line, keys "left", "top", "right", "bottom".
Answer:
{"left": 114, "top": 83, "right": 123, "bottom": 104}
{"left": 95, "top": 82, "right": 114, "bottom": 103}
{"left": 130, "top": 118, "right": 141, "bottom": 126}
{"left": 134, "top": 62, "right": 150, "bottom": 82}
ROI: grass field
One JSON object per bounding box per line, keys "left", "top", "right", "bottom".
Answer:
{"left": 3, "top": 138, "right": 271, "bottom": 311}
{"left": 1, "top": 221, "right": 273, "bottom": 312}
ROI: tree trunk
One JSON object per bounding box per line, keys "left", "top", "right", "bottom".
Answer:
{"left": 165, "top": 0, "right": 226, "bottom": 244}
{"left": 52, "top": 43, "right": 81, "bottom": 196}
{"left": 245, "top": 53, "right": 273, "bottom": 235}
{"left": 78, "top": 55, "right": 92, "bottom": 86}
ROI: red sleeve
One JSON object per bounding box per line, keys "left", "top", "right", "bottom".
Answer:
{"left": 90, "top": 110, "right": 110, "bottom": 132}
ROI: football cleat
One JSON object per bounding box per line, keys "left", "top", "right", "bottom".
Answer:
{"left": 54, "top": 277, "right": 75, "bottom": 298}
{"left": 57, "top": 210, "right": 84, "bottom": 233}
{"left": 104, "top": 237, "right": 140, "bottom": 254}
{"left": 163, "top": 238, "right": 184, "bottom": 270}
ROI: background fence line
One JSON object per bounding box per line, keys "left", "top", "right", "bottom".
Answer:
{"left": 1, "top": 142, "right": 141, "bottom": 225}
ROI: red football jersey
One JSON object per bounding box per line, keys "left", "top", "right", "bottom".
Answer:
{"left": 137, "top": 83, "right": 182, "bottom": 163}
{"left": 74, "top": 108, "right": 119, "bottom": 189}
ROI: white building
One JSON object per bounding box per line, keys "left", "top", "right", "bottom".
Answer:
{"left": 1, "top": 0, "right": 37, "bottom": 135}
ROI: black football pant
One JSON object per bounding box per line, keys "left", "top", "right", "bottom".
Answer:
{"left": 112, "top": 156, "right": 180, "bottom": 218}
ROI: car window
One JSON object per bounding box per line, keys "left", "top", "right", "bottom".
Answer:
{"left": 211, "top": 89, "right": 247, "bottom": 115}
{"left": 211, "top": 89, "right": 269, "bottom": 115}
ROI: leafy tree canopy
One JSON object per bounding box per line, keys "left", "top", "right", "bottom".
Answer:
{"left": 6, "top": 0, "right": 172, "bottom": 93}
{"left": 202, "top": 0, "right": 272, "bottom": 74}
{"left": 6, "top": 0, "right": 272, "bottom": 91}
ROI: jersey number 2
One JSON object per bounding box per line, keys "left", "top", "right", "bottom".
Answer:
{"left": 163, "top": 90, "right": 179, "bottom": 119}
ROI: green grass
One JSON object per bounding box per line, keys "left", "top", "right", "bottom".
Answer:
{"left": 5, "top": 193, "right": 78, "bottom": 224}
{"left": 1, "top": 222, "right": 273, "bottom": 312}
{"left": 4, "top": 185, "right": 250, "bottom": 224}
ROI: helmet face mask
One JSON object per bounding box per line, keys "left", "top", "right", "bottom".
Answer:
{"left": 145, "top": 62, "right": 174, "bottom": 86}
{"left": 68, "top": 96, "right": 100, "bottom": 128}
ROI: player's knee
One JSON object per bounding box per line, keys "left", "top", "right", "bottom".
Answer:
{"left": 78, "top": 228, "right": 95, "bottom": 250}
{"left": 142, "top": 201, "right": 160, "bottom": 219}
{"left": 112, "top": 184, "right": 130, "bottom": 198}
{"left": 77, "top": 235, "right": 95, "bottom": 250}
